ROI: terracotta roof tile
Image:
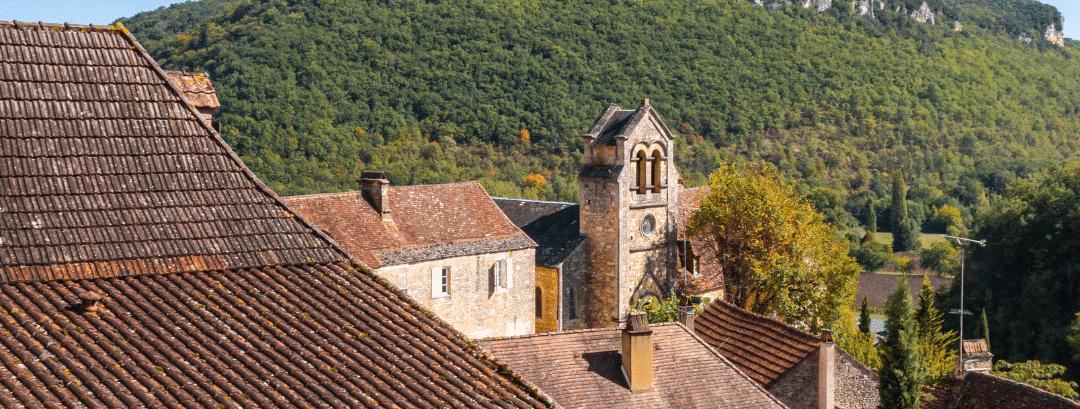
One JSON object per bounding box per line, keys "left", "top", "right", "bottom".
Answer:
{"left": 694, "top": 300, "right": 822, "bottom": 387}
{"left": 283, "top": 182, "right": 535, "bottom": 267}
{"left": 962, "top": 339, "right": 992, "bottom": 359}
{"left": 478, "top": 323, "right": 787, "bottom": 408}
{"left": 0, "top": 261, "right": 552, "bottom": 408}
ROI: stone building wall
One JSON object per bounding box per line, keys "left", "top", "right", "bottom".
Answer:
{"left": 767, "top": 349, "right": 880, "bottom": 409}
{"left": 581, "top": 176, "right": 621, "bottom": 328}
{"left": 377, "top": 247, "right": 536, "bottom": 339}
{"left": 561, "top": 243, "right": 589, "bottom": 330}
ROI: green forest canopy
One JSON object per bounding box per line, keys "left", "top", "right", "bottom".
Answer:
{"left": 120, "top": 0, "right": 1080, "bottom": 232}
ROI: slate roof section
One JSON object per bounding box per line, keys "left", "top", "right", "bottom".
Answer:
{"left": 0, "top": 21, "right": 344, "bottom": 283}
{"left": 694, "top": 300, "right": 823, "bottom": 387}
{"left": 282, "top": 182, "right": 535, "bottom": 267}
{"left": 478, "top": 323, "right": 788, "bottom": 408}
{"left": 956, "top": 372, "right": 1080, "bottom": 409}
{"left": 582, "top": 101, "right": 672, "bottom": 147}
{"left": 0, "top": 21, "right": 553, "bottom": 408}
{"left": 0, "top": 260, "right": 552, "bottom": 408}
{"left": 491, "top": 198, "right": 584, "bottom": 267}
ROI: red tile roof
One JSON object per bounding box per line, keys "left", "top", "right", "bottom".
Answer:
{"left": 0, "top": 21, "right": 553, "bottom": 407}
{"left": 694, "top": 300, "right": 822, "bottom": 387}
{"left": 962, "top": 339, "right": 992, "bottom": 359}
{"left": 0, "top": 21, "right": 345, "bottom": 283}
{"left": 283, "top": 182, "right": 534, "bottom": 267}
{"left": 478, "top": 323, "right": 788, "bottom": 408}
{"left": 0, "top": 261, "right": 551, "bottom": 408}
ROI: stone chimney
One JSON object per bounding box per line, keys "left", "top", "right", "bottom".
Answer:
{"left": 678, "top": 305, "right": 695, "bottom": 333}
{"left": 621, "top": 311, "right": 654, "bottom": 393}
{"left": 818, "top": 330, "right": 836, "bottom": 409}
{"left": 358, "top": 171, "right": 391, "bottom": 220}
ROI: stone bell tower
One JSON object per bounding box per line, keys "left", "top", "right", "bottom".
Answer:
{"left": 578, "top": 99, "right": 681, "bottom": 328}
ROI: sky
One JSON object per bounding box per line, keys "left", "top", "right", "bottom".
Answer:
{"left": 4, "top": 0, "right": 1080, "bottom": 39}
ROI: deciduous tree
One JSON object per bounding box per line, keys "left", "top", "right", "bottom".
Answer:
{"left": 687, "top": 163, "right": 860, "bottom": 333}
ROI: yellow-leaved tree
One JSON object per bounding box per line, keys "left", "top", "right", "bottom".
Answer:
{"left": 687, "top": 163, "right": 860, "bottom": 333}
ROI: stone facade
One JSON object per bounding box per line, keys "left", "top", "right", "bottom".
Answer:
{"left": 380, "top": 248, "right": 535, "bottom": 339}
{"left": 560, "top": 242, "right": 590, "bottom": 330}
{"left": 580, "top": 100, "right": 682, "bottom": 327}
{"left": 767, "top": 348, "right": 880, "bottom": 409}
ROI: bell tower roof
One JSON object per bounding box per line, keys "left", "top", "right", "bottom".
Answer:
{"left": 582, "top": 99, "right": 674, "bottom": 147}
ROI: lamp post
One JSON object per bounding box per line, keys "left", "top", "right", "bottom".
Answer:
{"left": 944, "top": 235, "right": 986, "bottom": 375}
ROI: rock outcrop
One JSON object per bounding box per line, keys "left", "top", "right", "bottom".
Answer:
{"left": 910, "top": 1, "right": 935, "bottom": 25}
{"left": 1045, "top": 24, "right": 1065, "bottom": 47}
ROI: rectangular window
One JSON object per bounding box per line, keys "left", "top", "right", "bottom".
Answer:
{"left": 431, "top": 266, "right": 450, "bottom": 298}
{"left": 494, "top": 259, "right": 506, "bottom": 289}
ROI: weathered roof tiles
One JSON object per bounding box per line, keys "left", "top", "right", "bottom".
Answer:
{"left": 0, "top": 21, "right": 554, "bottom": 408}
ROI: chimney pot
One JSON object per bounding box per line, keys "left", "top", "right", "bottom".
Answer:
{"left": 678, "top": 305, "right": 695, "bottom": 333}
{"left": 79, "top": 291, "right": 104, "bottom": 313}
{"left": 622, "top": 311, "right": 654, "bottom": 393}
{"left": 818, "top": 332, "right": 836, "bottom": 409}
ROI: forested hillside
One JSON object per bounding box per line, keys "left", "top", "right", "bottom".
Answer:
{"left": 119, "top": 0, "right": 1079, "bottom": 233}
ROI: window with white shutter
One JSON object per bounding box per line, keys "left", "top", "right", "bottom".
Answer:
{"left": 431, "top": 267, "right": 449, "bottom": 298}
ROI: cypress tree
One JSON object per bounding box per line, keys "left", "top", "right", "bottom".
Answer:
{"left": 891, "top": 170, "right": 920, "bottom": 252}
{"left": 860, "top": 296, "right": 872, "bottom": 334}
{"left": 978, "top": 309, "right": 990, "bottom": 352}
{"left": 867, "top": 200, "right": 878, "bottom": 233}
{"left": 878, "top": 276, "right": 923, "bottom": 409}
{"left": 891, "top": 170, "right": 907, "bottom": 235}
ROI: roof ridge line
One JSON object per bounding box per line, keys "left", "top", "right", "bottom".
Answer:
{"left": 490, "top": 197, "right": 578, "bottom": 206}
{"left": 112, "top": 21, "right": 355, "bottom": 267}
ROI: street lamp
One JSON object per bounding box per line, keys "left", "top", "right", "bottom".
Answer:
{"left": 944, "top": 235, "right": 986, "bottom": 376}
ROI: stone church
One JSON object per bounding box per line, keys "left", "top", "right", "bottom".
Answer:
{"left": 290, "top": 98, "right": 706, "bottom": 335}
{"left": 496, "top": 99, "right": 702, "bottom": 331}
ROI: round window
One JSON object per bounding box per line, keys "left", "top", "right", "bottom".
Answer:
{"left": 640, "top": 214, "right": 656, "bottom": 237}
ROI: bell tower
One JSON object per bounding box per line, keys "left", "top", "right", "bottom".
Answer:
{"left": 578, "top": 99, "right": 681, "bottom": 327}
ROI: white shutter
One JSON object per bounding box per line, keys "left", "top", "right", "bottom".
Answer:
{"left": 505, "top": 259, "right": 513, "bottom": 289}
{"left": 431, "top": 267, "right": 441, "bottom": 298}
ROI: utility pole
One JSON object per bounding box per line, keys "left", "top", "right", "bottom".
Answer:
{"left": 945, "top": 235, "right": 986, "bottom": 376}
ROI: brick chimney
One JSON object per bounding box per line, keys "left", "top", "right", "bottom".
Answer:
{"left": 621, "top": 311, "right": 654, "bottom": 393}
{"left": 678, "top": 305, "right": 695, "bottom": 333}
{"left": 358, "top": 171, "right": 390, "bottom": 220}
{"left": 818, "top": 330, "right": 836, "bottom": 409}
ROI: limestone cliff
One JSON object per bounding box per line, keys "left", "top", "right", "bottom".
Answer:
{"left": 740, "top": 0, "right": 1070, "bottom": 46}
